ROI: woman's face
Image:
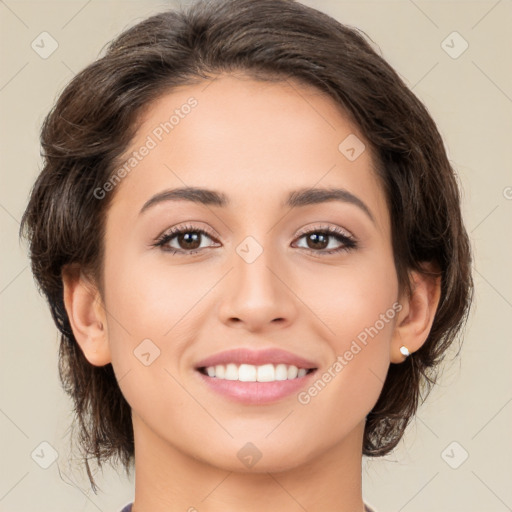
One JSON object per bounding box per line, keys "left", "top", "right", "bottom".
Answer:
{"left": 101, "top": 73, "right": 400, "bottom": 472}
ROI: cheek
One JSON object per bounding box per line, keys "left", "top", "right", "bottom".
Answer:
{"left": 293, "top": 300, "right": 396, "bottom": 452}
{"left": 100, "top": 250, "right": 197, "bottom": 414}
{"left": 101, "top": 247, "right": 220, "bottom": 404}
{"left": 306, "top": 247, "right": 399, "bottom": 347}
{"left": 103, "top": 247, "right": 206, "bottom": 339}
{"left": 297, "top": 250, "right": 398, "bottom": 410}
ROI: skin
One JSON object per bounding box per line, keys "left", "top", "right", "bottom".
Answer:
{"left": 63, "top": 73, "right": 441, "bottom": 512}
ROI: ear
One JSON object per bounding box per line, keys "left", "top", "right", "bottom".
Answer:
{"left": 62, "top": 264, "right": 111, "bottom": 366}
{"left": 390, "top": 263, "right": 442, "bottom": 363}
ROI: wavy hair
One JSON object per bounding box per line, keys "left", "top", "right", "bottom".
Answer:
{"left": 20, "top": 0, "right": 473, "bottom": 491}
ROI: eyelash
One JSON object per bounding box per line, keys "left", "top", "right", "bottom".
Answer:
{"left": 152, "top": 223, "right": 357, "bottom": 256}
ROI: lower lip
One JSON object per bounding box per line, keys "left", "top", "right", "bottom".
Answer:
{"left": 195, "top": 369, "right": 317, "bottom": 405}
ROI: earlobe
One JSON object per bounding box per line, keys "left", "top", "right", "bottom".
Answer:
{"left": 62, "top": 264, "right": 111, "bottom": 367}
{"left": 390, "top": 265, "right": 442, "bottom": 363}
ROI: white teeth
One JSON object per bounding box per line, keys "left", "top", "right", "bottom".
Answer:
{"left": 275, "top": 364, "right": 288, "bottom": 381}
{"left": 257, "top": 363, "right": 275, "bottom": 382}
{"left": 239, "top": 364, "right": 257, "bottom": 382}
{"left": 287, "top": 365, "right": 298, "bottom": 379}
{"left": 215, "top": 364, "right": 225, "bottom": 379}
{"left": 225, "top": 363, "right": 238, "bottom": 380}
{"left": 202, "top": 363, "right": 313, "bottom": 381}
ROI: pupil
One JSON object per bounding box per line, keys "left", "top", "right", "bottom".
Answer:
{"left": 308, "top": 233, "right": 328, "bottom": 249}
{"left": 180, "top": 232, "right": 201, "bottom": 250}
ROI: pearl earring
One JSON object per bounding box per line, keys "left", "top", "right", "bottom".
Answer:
{"left": 399, "top": 345, "right": 410, "bottom": 358}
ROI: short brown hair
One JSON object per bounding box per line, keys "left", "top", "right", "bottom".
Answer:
{"left": 20, "top": 0, "right": 473, "bottom": 491}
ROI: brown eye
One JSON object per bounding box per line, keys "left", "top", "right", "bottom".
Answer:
{"left": 154, "top": 225, "right": 219, "bottom": 255}
{"left": 294, "top": 226, "right": 357, "bottom": 255}
{"left": 303, "top": 232, "right": 330, "bottom": 250}
{"left": 174, "top": 231, "right": 203, "bottom": 250}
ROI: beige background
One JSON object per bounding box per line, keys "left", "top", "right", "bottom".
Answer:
{"left": 1, "top": 1, "right": 511, "bottom": 511}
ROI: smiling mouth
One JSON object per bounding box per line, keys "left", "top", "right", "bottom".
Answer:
{"left": 197, "top": 363, "right": 317, "bottom": 382}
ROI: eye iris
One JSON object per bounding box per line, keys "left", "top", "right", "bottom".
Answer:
{"left": 307, "top": 233, "right": 328, "bottom": 250}
{"left": 178, "top": 231, "right": 201, "bottom": 250}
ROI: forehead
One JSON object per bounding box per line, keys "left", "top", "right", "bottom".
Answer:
{"left": 108, "top": 73, "right": 388, "bottom": 231}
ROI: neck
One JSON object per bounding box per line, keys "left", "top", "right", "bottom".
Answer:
{"left": 131, "top": 416, "right": 366, "bottom": 512}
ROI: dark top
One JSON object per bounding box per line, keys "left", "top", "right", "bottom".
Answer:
{"left": 120, "top": 502, "right": 377, "bottom": 511}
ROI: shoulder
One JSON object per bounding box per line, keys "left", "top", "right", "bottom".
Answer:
{"left": 121, "top": 502, "right": 375, "bottom": 512}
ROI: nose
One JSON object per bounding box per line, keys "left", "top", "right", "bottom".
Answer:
{"left": 217, "top": 243, "right": 298, "bottom": 333}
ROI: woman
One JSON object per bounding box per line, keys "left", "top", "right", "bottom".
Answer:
{"left": 20, "top": 0, "right": 473, "bottom": 510}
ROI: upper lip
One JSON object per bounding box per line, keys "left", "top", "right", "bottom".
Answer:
{"left": 194, "top": 348, "right": 318, "bottom": 370}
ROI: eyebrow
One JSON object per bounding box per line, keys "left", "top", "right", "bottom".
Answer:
{"left": 139, "top": 186, "right": 375, "bottom": 223}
